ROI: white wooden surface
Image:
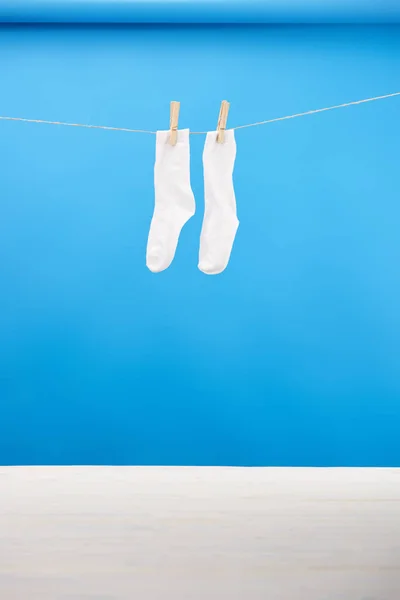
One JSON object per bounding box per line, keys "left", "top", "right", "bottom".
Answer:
{"left": 0, "top": 467, "right": 399, "bottom": 600}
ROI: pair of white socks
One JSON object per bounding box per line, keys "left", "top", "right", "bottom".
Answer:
{"left": 146, "top": 129, "right": 239, "bottom": 275}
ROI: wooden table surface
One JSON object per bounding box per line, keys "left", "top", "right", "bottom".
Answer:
{"left": 1, "top": 467, "right": 399, "bottom": 599}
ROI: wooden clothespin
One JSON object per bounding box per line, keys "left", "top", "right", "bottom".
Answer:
{"left": 216, "top": 100, "right": 230, "bottom": 143}
{"left": 169, "top": 101, "right": 180, "bottom": 146}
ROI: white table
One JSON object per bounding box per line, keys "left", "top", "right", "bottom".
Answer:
{"left": 1, "top": 467, "right": 399, "bottom": 599}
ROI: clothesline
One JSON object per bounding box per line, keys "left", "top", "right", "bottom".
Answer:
{"left": 0, "top": 91, "right": 399, "bottom": 135}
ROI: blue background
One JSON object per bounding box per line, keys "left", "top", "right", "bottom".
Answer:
{"left": 1, "top": 0, "right": 400, "bottom": 24}
{"left": 0, "top": 24, "right": 399, "bottom": 466}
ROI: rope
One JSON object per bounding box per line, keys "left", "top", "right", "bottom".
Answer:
{"left": 233, "top": 91, "right": 400, "bottom": 131}
{"left": 0, "top": 116, "right": 155, "bottom": 134}
{"left": 0, "top": 91, "right": 399, "bottom": 135}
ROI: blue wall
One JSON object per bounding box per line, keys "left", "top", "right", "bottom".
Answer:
{"left": 0, "top": 25, "right": 400, "bottom": 466}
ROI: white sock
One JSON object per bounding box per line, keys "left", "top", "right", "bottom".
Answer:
{"left": 146, "top": 129, "right": 195, "bottom": 273}
{"left": 198, "top": 129, "right": 239, "bottom": 275}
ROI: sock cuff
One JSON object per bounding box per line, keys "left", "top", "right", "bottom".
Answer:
{"left": 204, "top": 129, "right": 235, "bottom": 147}
{"left": 156, "top": 129, "right": 190, "bottom": 145}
